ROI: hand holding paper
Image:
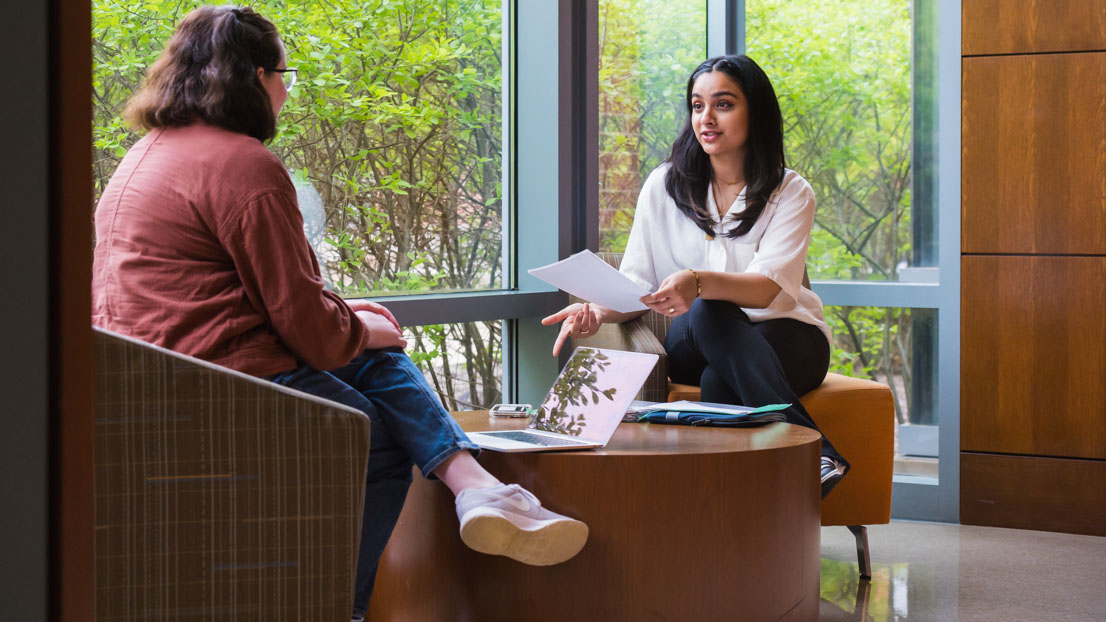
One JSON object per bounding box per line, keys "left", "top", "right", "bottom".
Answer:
{"left": 528, "top": 250, "right": 653, "bottom": 312}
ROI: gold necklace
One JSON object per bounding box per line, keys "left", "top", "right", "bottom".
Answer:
{"left": 712, "top": 181, "right": 742, "bottom": 206}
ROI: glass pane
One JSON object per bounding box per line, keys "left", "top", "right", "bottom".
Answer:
{"left": 597, "top": 0, "right": 707, "bottom": 252}
{"left": 406, "top": 321, "right": 503, "bottom": 411}
{"left": 825, "top": 306, "right": 937, "bottom": 477}
{"left": 92, "top": 1, "right": 505, "bottom": 296}
{"left": 746, "top": 0, "right": 938, "bottom": 282}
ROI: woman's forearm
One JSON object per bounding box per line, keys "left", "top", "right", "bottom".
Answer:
{"left": 699, "top": 270, "right": 781, "bottom": 309}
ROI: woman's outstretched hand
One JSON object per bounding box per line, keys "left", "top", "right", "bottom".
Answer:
{"left": 541, "top": 302, "right": 601, "bottom": 357}
{"left": 640, "top": 269, "right": 697, "bottom": 317}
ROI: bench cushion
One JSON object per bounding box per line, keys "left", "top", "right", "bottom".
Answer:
{"left": 669, "top": 372, "right": 894, "bottom": 526}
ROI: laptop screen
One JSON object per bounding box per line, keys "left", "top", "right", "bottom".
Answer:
{"left": 528, "top": 347, "right": 658, "bottom": 443}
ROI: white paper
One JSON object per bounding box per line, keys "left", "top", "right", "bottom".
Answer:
{"left": 640, "top": 400, "right": 755, "bottom": 415}
{"left": 527, "top": 250, "right": 652, "bottom": 312}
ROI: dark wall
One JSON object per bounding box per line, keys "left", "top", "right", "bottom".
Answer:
{"left": 0, "top": 2, "right": 50, "bottom": 620}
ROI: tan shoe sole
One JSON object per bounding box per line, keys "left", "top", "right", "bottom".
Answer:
{"left": 459, "top": 509, "right": 589, "bottom": 566}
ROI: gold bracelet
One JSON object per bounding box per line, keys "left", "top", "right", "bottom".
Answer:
{"left": 687, "top": 268, "right": 701, "bottom": 298}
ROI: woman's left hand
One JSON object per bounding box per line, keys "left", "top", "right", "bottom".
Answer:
{"left": 640, "top": 269, "right": 697, "bottom": 317}
{"left": 347, "top": 299, "right": 401, "bottom": 332}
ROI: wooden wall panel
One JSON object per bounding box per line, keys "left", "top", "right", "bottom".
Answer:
{"left": 53, "top": 0, "right": 95, "bottom": 619}
{"left": 962, "top": 52, "right": 1106, "bottom": 254}
{"left": 962, "top": 256, "right": 1106, "bottom": 458}
{"left": 962, "top": 453, "right": 1106, "bottom": 536}
{"left": 963, "top": 0, "right": 1106, "bottom": 56}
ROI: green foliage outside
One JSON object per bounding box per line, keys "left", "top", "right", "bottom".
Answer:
{"left": 597, "top": 0, "right": 705, "bottom": 251}
{"left": 92, "top": 0, "right": 504, "bottom": 409}
{"left": 597, "top": 0, "right": 924, "bottom": 423}
{"left": 92, "top": 0, "right": 927, "bottom": 419}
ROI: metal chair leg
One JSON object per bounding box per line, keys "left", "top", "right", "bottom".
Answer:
{"left": 854, "top": 576, "right": 872, "bottom": 620}
{"left": 847, "top": 525, "right": 871, "bottom": 580}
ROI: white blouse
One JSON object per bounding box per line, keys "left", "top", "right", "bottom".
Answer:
{"left": 619, "top": 163, "right": 831, "bottom": 343}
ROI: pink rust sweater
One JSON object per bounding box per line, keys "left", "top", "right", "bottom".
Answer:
{"left": 92, "top": 124, "right": 371, "bottom": 377}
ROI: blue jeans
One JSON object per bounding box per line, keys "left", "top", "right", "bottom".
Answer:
{"left": 269, "top": 347, "right": 479, "bottom": 617}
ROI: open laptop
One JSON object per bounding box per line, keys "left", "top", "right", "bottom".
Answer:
{"left": 469, "top": 347, "right": 658, "bottom": 452}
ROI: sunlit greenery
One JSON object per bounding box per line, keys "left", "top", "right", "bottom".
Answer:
{"left": 93, "top": 0, "right": 504, "bottom": 408}
{"left": 94, "top": 0, "right": 927, "bottom": 419}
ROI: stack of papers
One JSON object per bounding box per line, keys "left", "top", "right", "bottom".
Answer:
{"left": 627, "top": 400, "right": 791, "bottom": 427}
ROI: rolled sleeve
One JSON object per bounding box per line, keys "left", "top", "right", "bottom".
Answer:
{"left": 744, "top": 176, "right": 816, "bottom": 304}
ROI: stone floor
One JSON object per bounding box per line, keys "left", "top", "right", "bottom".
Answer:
{"left": 819, "top": 520, "right": 1106, "bottom": 621}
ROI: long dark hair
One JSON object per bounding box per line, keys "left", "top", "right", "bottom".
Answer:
{"left": 664, "top": 55, "right": 786, "bottom": 238}
{"left": 123, "top": 5, "right": 283, "bottom": 142}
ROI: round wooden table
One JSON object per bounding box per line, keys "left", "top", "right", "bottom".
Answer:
{"left": 369, "top": 411, "right": 822, "bottom": 621}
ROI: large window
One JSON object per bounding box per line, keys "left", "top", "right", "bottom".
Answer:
{"left": 95, "top": 0, "right": 504, "bottom": 298}
{"left": 597, "top": 0, "right": 706, "bottom": 252}
{"left": 748, "top": 0, "right": 921, "bottom": 283}
{"left": 746, "top": 0, "right": 941, "bottom": 476}
{"left": 93, "top": 0, "right": 508, "bottom": 402}
{"left": 596, "top": 0, "right": 953, "bottom": 516}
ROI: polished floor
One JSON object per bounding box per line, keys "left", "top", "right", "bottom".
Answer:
{"left": 819, "top": 521, "right": 1106, "bottom": 621}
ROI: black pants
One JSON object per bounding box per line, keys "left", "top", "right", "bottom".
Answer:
{"left": 665, "top": 298, "right": 847, "bottom": 465}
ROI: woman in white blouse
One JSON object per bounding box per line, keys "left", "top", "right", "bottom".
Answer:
{"left": 544, "top": 54, "right": 849, "bottom": 497}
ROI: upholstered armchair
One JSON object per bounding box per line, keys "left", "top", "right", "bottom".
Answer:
{"left": 577, "top": 253, "right": 894, "bottom": 579}
{"left": 93, "top": 327, "right": 372, "bottom": 621}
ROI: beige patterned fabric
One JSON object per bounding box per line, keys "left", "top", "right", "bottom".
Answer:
{"left": 94, "top": 327, "right": 371, "bottom": 621}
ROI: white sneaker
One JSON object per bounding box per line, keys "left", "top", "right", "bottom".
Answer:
{"left": 455, "top": 483, "right": 588, "bottom": 566}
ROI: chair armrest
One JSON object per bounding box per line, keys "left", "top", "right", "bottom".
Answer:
{"left": 93, "top": 327, "right": 370, "bottom": 620}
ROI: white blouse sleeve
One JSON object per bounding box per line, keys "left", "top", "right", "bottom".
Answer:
{"left": 744, "top": 174, "right": 816, "bottom": 305}
{"left": 618, "top": 167, "right": 667, "bottom": 292}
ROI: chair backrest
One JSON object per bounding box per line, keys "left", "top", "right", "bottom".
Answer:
{"left": 93, "top": 327, "right": 371, "bottom": 621}
{"left": 597, "top": 252, "right": 674, "bottom": 344}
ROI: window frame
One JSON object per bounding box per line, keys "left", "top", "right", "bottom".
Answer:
{"left": 364, "top": 0, "right": 963, "bottom": 522}
{"left": 711, "top": 0, "right": 961, "bottom": 522}
{"left": 356, "top": 1, "right": 597, "bottom": 406}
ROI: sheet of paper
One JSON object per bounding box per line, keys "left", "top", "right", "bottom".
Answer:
{"left": 640, "top": 400, "right": 790, "bottom": 415}
{"left": 527, "top": 250, "right": 652, "bottom": 312}
{"left": 645, "top": 400, "right": 754, "bottom": 415}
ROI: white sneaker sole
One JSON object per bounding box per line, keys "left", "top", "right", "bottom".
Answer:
{"left": 459, "top": 508, "right": 589, "bottom": 566}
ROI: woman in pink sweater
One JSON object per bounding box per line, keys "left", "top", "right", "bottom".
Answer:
{"left": 92, "top": 7, "right": 586, "bottom": 620}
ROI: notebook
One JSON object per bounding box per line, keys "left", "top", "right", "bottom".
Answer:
{"left": 469, "top": 347, "right": 659, "bottom": 452}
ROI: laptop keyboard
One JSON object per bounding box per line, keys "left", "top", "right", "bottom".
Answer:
{"left": 482, "top": 431, "right": 590, "bottom": 447}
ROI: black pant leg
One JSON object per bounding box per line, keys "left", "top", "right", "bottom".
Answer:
{"left": 664, "top": 298, "right": 847, "bottom": 465}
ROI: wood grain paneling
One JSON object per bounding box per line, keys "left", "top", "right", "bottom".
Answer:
{"left": 962, "top": 52, "right": 1106, "bottom": 254}
{"left": 963, "top": 0, "right": 1106, "bottom": 56}
{"left": 53, "top": 0, "right": 94, "bottom": 620}
{"left": 962, "top": 256, "right": 1106, "bottom": 458}
{"left": 962, "top": 452, "right": 1106, "bottom": 536}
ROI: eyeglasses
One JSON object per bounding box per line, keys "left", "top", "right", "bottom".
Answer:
{"left": 272, "top": 68, "right": 298, "bottom": 91}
